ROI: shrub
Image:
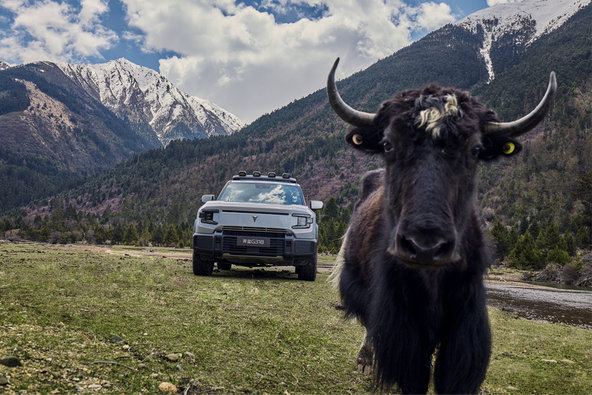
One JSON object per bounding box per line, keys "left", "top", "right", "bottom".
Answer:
{"left": 4, "top": 229, "right": 21, "bottom": 242}
{"left": 48, "top": 231, "right": 62, "bottom": 244}
{"left": 576, "top": 254, "right": 592, "bottom": 287}
{"left": 561, "top": 263, "right": 579, "bottom": 285}
{"left": 546, "top": 247, "right": 571, "bottom": 266}
{"left": 532, "top": 263, "right": 561, "bottom": 283}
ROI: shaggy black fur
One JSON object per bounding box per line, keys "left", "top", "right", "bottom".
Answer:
{"left": 337, "top": 84, "right": 509, "bottom": 393}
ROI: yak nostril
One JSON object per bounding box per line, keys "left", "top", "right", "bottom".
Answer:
{"left": 394, "top": 231, "right": 457, "bottom": 265}
{"left": 397, "top": 235, "right": 418, "bottom": 257}
{"left": 433, "top": 240, "right": 455, "bottom": 261}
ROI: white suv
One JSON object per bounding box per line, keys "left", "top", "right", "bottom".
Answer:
{"left": 192, "top": 171, "right": 323, "bottom": 281}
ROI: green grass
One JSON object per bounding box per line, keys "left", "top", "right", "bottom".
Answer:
{"left": 0, "top": 242, "right": 590, "bottom": 394}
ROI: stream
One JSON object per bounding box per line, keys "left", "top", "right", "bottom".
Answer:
{"left": 485, "top": 282, "right": 592, "bottom": 329}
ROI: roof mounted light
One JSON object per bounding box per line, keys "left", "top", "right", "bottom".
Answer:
{"left": 268, "top": 172, "right": 276, "bottom": 178}
{"left": 282, "top": 173, "right": 291, "bottom": 179}
{"left": 238, "top": 171, "right": 247, "bottom": 177}
{"left": 253, "top": 171, "right": 261, "bottom": 177}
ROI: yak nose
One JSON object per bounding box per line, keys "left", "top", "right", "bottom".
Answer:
{"left": 390, "top": 227, "right": 458, "bottom": 267}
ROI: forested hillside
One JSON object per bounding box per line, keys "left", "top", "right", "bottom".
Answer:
{"left": 474, "top": 3, "right": 592, "bottom": 273}
{"left": 3, "top": 3, "right": 591, "bottom": 279}
{"left": 0, "top": 62, "right": 158, "bottom": 212}
{"left": 0, "top": 59, "right": 242, "bottom": 212}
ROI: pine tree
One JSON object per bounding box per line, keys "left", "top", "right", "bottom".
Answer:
{"left": 535, "top": 222, "right": 561, "bottom": 255}
{"left": 509, "top": 231, "right": 542, "bottom": 269}
{"left": 575, "top": 227, "right": 591, "bottom": 250}
{"left": 490, "top": 219, "right": 509, "bottom": 258}
{"left": 323, "top": 198, "right": 340, "bottom": 220}
{"left": 519, "top": 215, "right": 529, "bottom": 235}
{"left": 576, "top": 172, "right": 592, "bottom": 228}
{"left": 527, "top": 220, "right": 540, "bottom": 239}
{"left": 94, "top": 225, "right": 108, "bottom": 244}
{"left": 164, "top": 224, "right": 179, "bottom": 247}
{"left": 139, "top": 225, "right": 152, "bottom": 246}
{"left": 112, "top": 224, "right": 124, "bottom": 244}
{"left": 123, "top": 223, "right": 139, "bottom": 245}
{"left": 507, "top": 226, "right": 519, "bottom": 253}
{"left": 152, "top": 225, "right": 165, "bottom": 246}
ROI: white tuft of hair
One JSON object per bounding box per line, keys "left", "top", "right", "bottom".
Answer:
{"left": 328, "top": 226, "right": 350, "bottom": 289}
{"left": 444, "top": 94, "right": 459, "bottom": 114}
{"left": 417, "top": 94, "right": 460, "bottom": 139}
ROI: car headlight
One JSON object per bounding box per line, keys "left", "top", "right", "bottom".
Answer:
{"left": 292, "top": 213, "right": 313, "bottom": 229}
{"left": 199, "top": 209, "right": 219, "bottom": 224}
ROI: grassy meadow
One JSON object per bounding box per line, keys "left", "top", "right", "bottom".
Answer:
{"left": 0, "top": 242, "right": 590, "bottom": 394}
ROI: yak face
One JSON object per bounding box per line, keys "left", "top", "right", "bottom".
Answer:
{"left": 346, "top": 86, "right": 520, "bottom": 269}
{"left": 327, "top": 57, "right": 556, "bottom": 270}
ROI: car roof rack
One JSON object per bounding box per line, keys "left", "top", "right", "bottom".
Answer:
{"left": 232, "top": 171, "right": 297, "bottom": 183}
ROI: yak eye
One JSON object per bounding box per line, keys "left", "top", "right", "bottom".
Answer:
{"left": 352, "top": 134, "right": 364, "bottom": 146}
{"left": 502, "top": 142, "right": 515, "bottom": 155}
{"left": 471, "top": 145, "right": 482, "bottom": 157}
{"left": 382, "top": 141, "right": 394, "bottom": 153}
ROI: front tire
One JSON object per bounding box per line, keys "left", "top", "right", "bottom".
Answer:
{"left": 193, "top": 249, "right": 213, "bottom": 276}
{"left": 297, "top": 255, "right": 317, "bottom": 281}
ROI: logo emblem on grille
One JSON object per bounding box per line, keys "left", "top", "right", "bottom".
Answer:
{"left": 252, "top": 215, "right": 258, "bottom": 222}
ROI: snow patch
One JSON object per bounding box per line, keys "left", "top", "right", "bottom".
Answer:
{"left": 480, "top": 32, "right": 495, "bottom": 83}
{"left": 460, "top": 0, "right": 590, "bottom": 43}
{"left": 459, "top": 0, "right": 591, "bottom": 82}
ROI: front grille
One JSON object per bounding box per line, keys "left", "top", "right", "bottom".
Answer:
{"left": 221, "top": 230, "right": 285, "bottom": 256}
{"left": 222, "top": 226, "right": 287, "bottom": 233}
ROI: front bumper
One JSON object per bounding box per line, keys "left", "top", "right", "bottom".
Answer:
{"left": 193, "top": 229, "right": 316, "bottom": 266}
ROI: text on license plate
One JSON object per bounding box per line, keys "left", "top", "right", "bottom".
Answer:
{"left": 237, "top": 236, "right": 270, "bottom": 248}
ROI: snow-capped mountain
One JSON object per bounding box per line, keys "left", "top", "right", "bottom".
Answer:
{"left": 0, "top": 61, "right": 12, "bottom": 71}
{"left": 458, "top": 0, "right": 591, "bottom": 82}
{"left": 58, "top": 58, "right": 244, "bottom": 146}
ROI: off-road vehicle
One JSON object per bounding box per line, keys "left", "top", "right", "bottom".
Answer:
{"left": 192, "top": 171, "right": 323, "bottom": 281}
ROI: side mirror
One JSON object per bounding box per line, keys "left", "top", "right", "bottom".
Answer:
{"left": 310, "top": 200, "right": 324, "bottom": 210}
{"left": 201, "top": 194, "right": 215, "bottom": 203}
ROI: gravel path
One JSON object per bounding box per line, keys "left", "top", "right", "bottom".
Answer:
{"left": 486, "top": 282, "right": 592, "bottom": 328}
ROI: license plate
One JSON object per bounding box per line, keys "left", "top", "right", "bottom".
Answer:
{"left": 237, "top": 236, "right": 270, "bottom": 248}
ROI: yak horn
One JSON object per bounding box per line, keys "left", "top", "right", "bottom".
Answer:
{"left": 327, "top": 58, "right": 376, "bottom": 127}
{"left": 484, "top": 72, "right": 557, "bottom": 136}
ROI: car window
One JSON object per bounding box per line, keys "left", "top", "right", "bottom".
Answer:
{"left": 218, "top": 182, "right": 305, "bottom": 205}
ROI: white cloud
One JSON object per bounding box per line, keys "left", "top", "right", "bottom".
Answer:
{"left": 0, "top": 0, "right": 459, "bottom": 123}
{"left": 0, "top": 0, "right": 117, "bottom": 64}
{"left": 123, "top": 0, "right": 455, "bottom": 122}
{"left": 79, "top": 0, "right": 109, "bottom": 26}
{"left": 486, "top": 0, "right": 521, "bottom": 6}
{"left": 415, "top": 2, "right": 455, "bottom": 30}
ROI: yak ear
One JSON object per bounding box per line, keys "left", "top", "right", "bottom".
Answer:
{"left": 478, "top": 134, "right": 523, "bottom": 161}
{"left": 346, "top": 126, "right": 384, "bottom": 153}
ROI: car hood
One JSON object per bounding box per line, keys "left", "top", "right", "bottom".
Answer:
{"left": 201, "top": 201, "right": 312, "bottom": 216}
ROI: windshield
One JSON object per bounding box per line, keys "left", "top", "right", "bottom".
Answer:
{"left": 218, "top": 182, "right": 305, "bottom": 205}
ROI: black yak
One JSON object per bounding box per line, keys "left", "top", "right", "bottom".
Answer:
{"left": 327, "top": 58, "right": 556, "bottom": 394}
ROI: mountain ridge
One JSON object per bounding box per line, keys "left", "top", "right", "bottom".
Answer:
{"left": 57, "top": 58, "right": 244, "bottom": 146}
{"left": 458, "top": 0, "right": 591, "bottom": 81}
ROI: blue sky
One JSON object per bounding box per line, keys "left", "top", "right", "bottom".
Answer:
{"left": 0, "top": 0, "right": 508, "bottom": 122}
